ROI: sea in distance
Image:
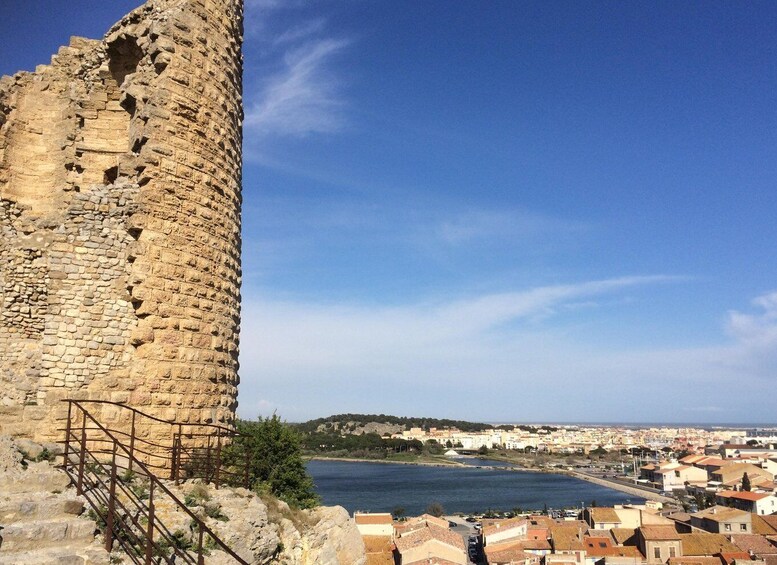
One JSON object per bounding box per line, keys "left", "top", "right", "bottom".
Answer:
{"left": 307, "top": 458, "right": 644, "bottom": 516}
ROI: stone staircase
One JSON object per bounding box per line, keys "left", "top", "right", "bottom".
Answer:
{"left": 0, "top": 439, "right": 111, "bottom": 565}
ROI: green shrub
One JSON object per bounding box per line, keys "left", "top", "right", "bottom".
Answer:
{"left": 225, "top": 415, "right": 320, "bottom": 509}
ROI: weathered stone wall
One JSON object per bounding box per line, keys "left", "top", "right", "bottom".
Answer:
{"left": 0, "top": 0, "right": 243, "bottom": 443}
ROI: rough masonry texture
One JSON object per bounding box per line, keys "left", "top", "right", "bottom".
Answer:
{"left": 0, "top": 0, "right": 243, "bottom": 443}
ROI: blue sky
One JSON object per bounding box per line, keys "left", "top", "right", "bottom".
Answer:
{"left": 3, "top": 1, "right": 776, "bottom": 424}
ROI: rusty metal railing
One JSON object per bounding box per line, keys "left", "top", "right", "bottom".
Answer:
{"left": 61, "top": 399, "right": 253, "bottom": 489}
{"left": 62, "top": 400, "right": 252, "bottom": 564}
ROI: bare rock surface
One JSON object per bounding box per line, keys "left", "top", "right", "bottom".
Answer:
{"left": 0, "top": 436, "right": 366, "bottom": 564}
{"left": 0, "top": 437, "right": 110, "bottom": 565}
{"left": 168, "top": 480, "right": 367, "bottom": 565}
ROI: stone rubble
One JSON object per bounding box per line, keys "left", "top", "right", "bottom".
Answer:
{"left": 0, "top": 436, "right": 110, "bottom": 564}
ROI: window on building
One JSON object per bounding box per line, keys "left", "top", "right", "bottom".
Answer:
{"left": 740, "top": 524, "right": 747, "bottom": 531}
{"left": 725, "top": 523, "right": 731, "bottom": 531}
{"left": 654, "top": 547, "right": 661, "bottom": 559}
{"left": 670, "top": 547, "right": 676, "bottom": 558}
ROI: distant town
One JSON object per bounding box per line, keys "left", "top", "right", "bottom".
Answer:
{"left": 305, "top": 416, "right": 777, "bottom": 564}
{"left": 397, "top": 424, "right": 762, "bottom": 453}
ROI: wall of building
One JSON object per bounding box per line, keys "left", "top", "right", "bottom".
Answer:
{"left": 0, "top": 0, "right": 243, "bottom": 444}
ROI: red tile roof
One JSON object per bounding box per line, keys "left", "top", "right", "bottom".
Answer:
{"left": 717, "top": 490, "right": 772, "bottom": 502}
{"left": 356, "top": 513, "right": 394, "bottom": 524}
{"left": 640, "top": 525, "right": 680, "bottom": 541}
{"left": 729, "top": 533, "right": 777, "bottom": 556}
{"left": 394, "top": 524, "right": 465, "bottom": 553}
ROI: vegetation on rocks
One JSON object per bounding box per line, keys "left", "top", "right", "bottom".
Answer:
{"left": 227, "top": 416, "right": 320, "bottom": 509}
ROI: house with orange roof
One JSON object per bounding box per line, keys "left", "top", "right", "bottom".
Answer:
{"left": 690, "top": 507, "right": 752, "bottom": 535}
{"left": 751, "top": 515, "right": 777, "bottom": 537}
{"left": 688, "top": 457, "right": 729, "bottom": 476}
{"left": 678, "top": 533, "right": 739, "bottom": 556}
{"left": 728, "top": 533, "right": 777, "bottom": 560}
{"left": 583, "top": 534, "right": 643, "bottom": 565}
{"left": 526, "top": 519, "right": 551, "bottom": 543}
{"left": 611, "top": 507, "right": 674, "bottom": 530}
{"left": 716, "top": 490, "right": 777, "bottom": 516}
{"left": 394, "top": 523, "right": 467, "bottom": 565}
{"left": 680, "top": 455, "right": 710, "bottom": 466}
{"left": 710, "top": 464, "right": 774, "bottom": 490}
{"left": 355, "top": 513, "right": 395, "bottom": 565}
{"left": 611, "top": 528, "right": 638, "bottom": 547}
{"left": 637, "top": 525, "right": 682, "bottom": 564}
{"left": 641, "top": 461, "right": 708, "bottom": 491}
{"left": 514, "top": 537, "right": 553, "bottom": 556}
{"left": 483, "top": 542, "right": 542, "bottom": 565}
{"left": 482, "top": 517, "right": 529, "bottom": 546}
{"left": 355, "top": 512, "right": 395, "bottom": 537}
{"left": 717, "top": 551, "right": 762, "bottom": 565}
{"left": 584, "top": 508, "right": 623, "bottom": 530}
{"left": 394, "top": 513, "right": 451, "bottom": 537}
{"left": 550, "top": 524, "right": 588, "bottom": 564}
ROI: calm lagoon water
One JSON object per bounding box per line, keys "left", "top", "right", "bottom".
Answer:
{"left": 307, "top": 458, "right": 643, "bottom": 516}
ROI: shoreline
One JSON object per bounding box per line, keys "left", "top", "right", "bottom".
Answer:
{"left": 307, "top": 455, "right": 676, "bottom": 503}
{"left": 306, "top": 455, "right": 467, "bottom": 467}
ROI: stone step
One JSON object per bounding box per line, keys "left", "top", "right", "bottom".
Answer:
{"left": 0, "top": 492, "right": 84, "bottom": 522}
{"left": 0, "top": 461, "right": 70, "bottom": 495}
{"left": 0, "top": 517, "right": 97, "bottom": 552}
{"left": 0, "top": 544, "right": 110, "bottom": 565}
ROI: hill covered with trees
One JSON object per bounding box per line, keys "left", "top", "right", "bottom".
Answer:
{"left": 293, "top": 413, "right": 495, "bottom": 434}
{"left": 291, "top": 414, "right": 558, "bottom": 462}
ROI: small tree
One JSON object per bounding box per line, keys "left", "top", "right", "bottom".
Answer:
{"left": 426, "top": 501, "right": 445, "bottom": 517}
{"left": 229, "top": 416, "right": 320, "bottom": 509}
{"left": 392, "top": 506, "right": 406, "bottom": 520}
{"left": 478, "top": 445, "right": 489, "bottom": 456}
{"left": 741, "top": 472, "right": 751, "bottom": 492}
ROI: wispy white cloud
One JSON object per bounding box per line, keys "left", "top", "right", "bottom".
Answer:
{"left": 727, "top": 291, "right": 777, "bottom": 346}
{"left": 235, "top": 276, "right": 726, "bottom": 421}
{"left": 717, "top": 291, "right": 777, "bottom": 376}
{"left": 272, "top": 19, "right": 327, "bottom": 46}
{"left": 244, "top": 195, "right": 587, "bottom": 250}
{"left": 436, "top": 209, "right": 586, "bottom": 245}
{"left": 245, "top": 38, "right": 349, "bottom": 138}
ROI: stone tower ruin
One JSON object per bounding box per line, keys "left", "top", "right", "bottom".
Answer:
{"left": 0, "top": 0, "right": 244, "bottom": 442}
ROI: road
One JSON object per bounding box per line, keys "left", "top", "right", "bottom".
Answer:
{"left": 567, "top": 470, "right": 677, "bottom": 503}
{"left": 447, "top": 515, "right": 482, "bottom": 564}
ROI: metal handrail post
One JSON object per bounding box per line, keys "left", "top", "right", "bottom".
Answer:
{"left": 128, "top": 410, "right": 136, "bottom": 472}
{"left": 145, "top": 481, "right": 155, "bottom": 564}
{"left": 77, "top": 409, "right": 87, "bottom": 495}
{"left": 197, "top": 525, "right": 205, "bottom": 565}
{"left": 244, "top": 445, "right": 250, "bottom": 489}
{"left": 215, "top": 431, "right": 222, "bottom": 489}
{"left": 106, "top": 440, "right": 118, "bottom": 552}
{"left": 206, "top": 440, "right": 212, "bottom": 483}
{"left": 63, "top": 400, "right": 72, "bottom": 470}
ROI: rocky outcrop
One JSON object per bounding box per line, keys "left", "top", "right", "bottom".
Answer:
{"left": 0, "top": 436, "right": 367, "bottom": 564}
{"left": 0, "top": 437, "right": 110, "bottom": 564}
{"left": 174, "top": 481, "right": 368, "bottom": 565}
